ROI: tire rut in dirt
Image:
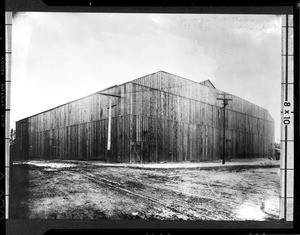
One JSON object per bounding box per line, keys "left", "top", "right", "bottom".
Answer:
{"left": 67, "top": 168, "right": 235, "bottom": 220}
{"left": 66, "top": 170, "right": 197, "bottom": 220}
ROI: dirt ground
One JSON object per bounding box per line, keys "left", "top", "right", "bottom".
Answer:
{"left": 10, "top": 160, "right": 280, "bottom": 221}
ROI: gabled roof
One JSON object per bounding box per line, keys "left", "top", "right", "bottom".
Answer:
{"left": 199, "top": 79, "right": 216, "bottom": 89}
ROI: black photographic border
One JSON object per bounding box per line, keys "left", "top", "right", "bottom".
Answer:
{"left": 2, "top": 0, "right": 299, "bottom": 234}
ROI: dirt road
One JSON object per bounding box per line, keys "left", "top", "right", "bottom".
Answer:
{"left": 10, "top": 160, "right": 280, "bottom": 220}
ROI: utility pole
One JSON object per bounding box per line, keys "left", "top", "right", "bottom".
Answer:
{"left": 107, "top": 98, "right": 112, "bottom": 151}
{"left": 217, "top": 93, "right": 232, "bottom": 165}
{"left": 96, "top": 92, "right": 121, "bottom": 161}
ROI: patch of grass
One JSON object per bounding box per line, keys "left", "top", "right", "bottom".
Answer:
{"left": 124, "top": 180, "right": 145, "bottom": 189}
{"left": 143, "top": 174, "right": 169, "bottom": 182}
{"left": 48, "top": 207, "right": 109, "bottom": 219}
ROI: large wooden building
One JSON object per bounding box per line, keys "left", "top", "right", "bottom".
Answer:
{"left": 15, "top": 71, "right": 274, "bottom": 163}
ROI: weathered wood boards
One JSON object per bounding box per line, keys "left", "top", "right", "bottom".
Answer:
{"left": 15, "top": 71, "right": 274, "bottom": 162}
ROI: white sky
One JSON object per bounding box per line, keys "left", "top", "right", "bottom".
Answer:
{"left": 11, "top": 13, "right": 282, "bottom": 141}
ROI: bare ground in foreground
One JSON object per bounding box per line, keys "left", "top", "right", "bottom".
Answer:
{"left": 10, "top": 160, "right": 280, "bottom": 220}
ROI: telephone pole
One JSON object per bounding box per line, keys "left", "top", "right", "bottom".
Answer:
{"left": 217, "top": 93, "right": 232, "bottom": 165}
{"left": 96, "top": 92, "right": 121, "bottom": 161}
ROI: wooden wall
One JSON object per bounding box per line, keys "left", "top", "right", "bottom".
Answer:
{"left": 129, "top": 71, "right": 274, "bottom": 162}
{"left": 15, "top": 71, "right": 274, "bottom": 162}
{"left": 15, "top": 84, "right": 134, "bottom": 162}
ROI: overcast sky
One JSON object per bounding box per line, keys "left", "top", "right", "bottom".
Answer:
{"left": 11, "top": 13, "right": 282, "bottom": 141}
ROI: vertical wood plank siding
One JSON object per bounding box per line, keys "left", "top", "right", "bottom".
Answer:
{"left": 15, "top": 71, "right": 274, "bottom": 162}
